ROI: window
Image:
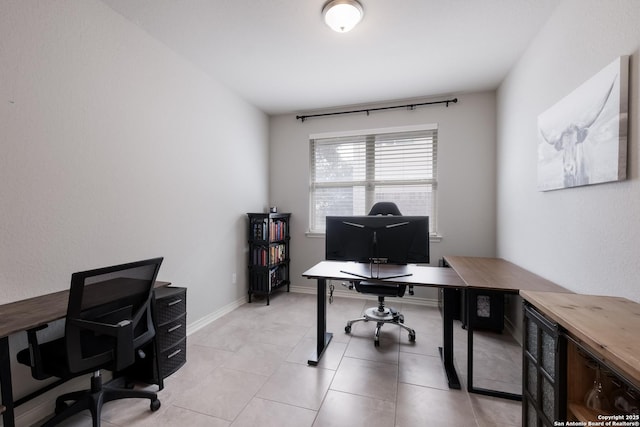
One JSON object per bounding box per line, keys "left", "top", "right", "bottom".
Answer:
{"left": 309, "top": 125, "right": 438, "bottom": 234}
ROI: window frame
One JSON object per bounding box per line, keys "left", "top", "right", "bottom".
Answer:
{"left": 308, "top": 124, "right": 439, "bottom": 237}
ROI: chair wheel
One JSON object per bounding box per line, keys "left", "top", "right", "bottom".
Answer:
{"left": 345, "top": 325, "right": 351, "bottom": 333}
{"left": 374, "top": 339, "right": 380, "bottom": 347}
{"left": 409, "top": 331, "right": 416, "bottom": 342}
{"left": 150, "top": 399, "right": 161, "bottom": 412}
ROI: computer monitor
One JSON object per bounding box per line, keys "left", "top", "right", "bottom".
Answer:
{"left": 325, "top": 215, "right": 430, "bottom": 265}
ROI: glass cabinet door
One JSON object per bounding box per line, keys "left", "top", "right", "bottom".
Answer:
{"left": 523, "top": 302, "right": 567, "bottom": 426}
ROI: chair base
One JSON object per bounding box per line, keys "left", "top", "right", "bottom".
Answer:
{"left": 345, "top": 306, "right": 416, "bottom": 347}
{"left": 41, "top": 372, "right": 160, "bottom": 427}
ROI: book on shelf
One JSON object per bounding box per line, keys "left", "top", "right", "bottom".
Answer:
{"left": 269, "top": 265, "right": 288, "bottom": 287}
{"left": 269, "top": 243, "right": 286, "bottom": 264}
{"left": 250, "top": 217, "right": 288, "bottom": 242}
{"left": 251, "top": 218, "right": 268, "bottom": 240}
{"left": 268, "top": 219, "right": 287, "bottom": 242}
{"left": 251, "top": 244, "right": 287, "bottom": 266}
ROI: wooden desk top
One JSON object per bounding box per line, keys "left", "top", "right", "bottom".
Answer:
{"left": 303, "top": 260, "right": 465, "bottom": 288}
{"left": 520, "top": 290, "right": 640, "bottom": 388}
{"left": 0, "top": 281, "right": 171, "bottom": 338}
{"left": 444, "top": 256, "right": 571, "bottom": 293}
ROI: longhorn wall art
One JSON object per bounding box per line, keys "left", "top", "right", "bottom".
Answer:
{"left": 537, "top": 56, "right": 629, "bottom": 191}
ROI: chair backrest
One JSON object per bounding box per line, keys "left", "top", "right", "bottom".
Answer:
{"left": 65, "top": 257, "right": 163, "bottom": 374}
{"left": 366, "top": 202, "right": 406, "bottom": 295}
{"left": 368, "top": 202, "right": 402, "bottom": 216}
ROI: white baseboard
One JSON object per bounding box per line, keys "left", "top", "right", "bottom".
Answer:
{"left": 186, "top": 296, "right": 246, "bottom": 336}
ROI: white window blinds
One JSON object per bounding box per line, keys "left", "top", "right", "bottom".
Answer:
{"left": 309, "top": 127, "right": 438, "bottom": 233}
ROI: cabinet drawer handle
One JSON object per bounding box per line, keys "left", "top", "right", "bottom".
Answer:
{"left": 167, "top": 324, "right": 182, "bottom": 333}
{"left": 167, "top": 298, "right": 183, "bottom": 307}
{"left": 167, "top": 349, "right": 182, "bottom": 359}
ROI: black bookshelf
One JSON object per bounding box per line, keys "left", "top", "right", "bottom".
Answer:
{"left": 247, "top": 213, "right": 291, "bottom": 305}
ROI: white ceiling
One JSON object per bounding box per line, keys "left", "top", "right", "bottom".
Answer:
{"left": 101, "top": 0, "right": 560, "bottom": 115}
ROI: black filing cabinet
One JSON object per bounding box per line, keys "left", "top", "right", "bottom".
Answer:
{"left": 127, "top": 287, "right": 187, "bottom": 387}
{"left": 154, "top": 287, "right": 187, "bottom": 380}
{"left": 462, "top": 289, "right": 505, "bottom": 332}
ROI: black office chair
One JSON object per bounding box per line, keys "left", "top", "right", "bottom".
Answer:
{"left": 344, "top": 202, "right": 416, "bottom": 346}
{"left": 17, "top": 257, "right": 164, "bottom": 427}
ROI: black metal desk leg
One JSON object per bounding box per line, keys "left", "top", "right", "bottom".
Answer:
{"left": 308, "top": 278, "right": 333, "bottom": 366}
{"left": 467, "top": 291, "right": 475, "bottom": 392}
{"left": 466, "top": 289, "right": 522, "bottom": 401}
{"left": 1, "top": 336, "right": 16, "bottom": 427}
{"left": 439, "top": 288, "right": 461, "bottom": 389}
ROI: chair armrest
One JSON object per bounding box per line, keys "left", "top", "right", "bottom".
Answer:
{"left": 24, "top": 324, "right": 52, "bottom": 380}
{"left": 70, "top": 319, "right": 135, "bottom": 371}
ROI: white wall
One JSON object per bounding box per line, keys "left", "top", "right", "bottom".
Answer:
{"left": 269, "top": 92, "right": 498, "bottom": 300}
{"left": 497, "top": 0, "right": 640, "bottom": 302}
{"left": 0, "top": 0, "right": 268, "bottom": 404}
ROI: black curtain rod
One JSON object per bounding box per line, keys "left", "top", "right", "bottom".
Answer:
{"left": 296, "top": 98, "right": 458, "bottom": 122}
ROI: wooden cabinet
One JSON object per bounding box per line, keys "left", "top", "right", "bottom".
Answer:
{"left": 564, "top": 337, "right": 640, "bottom": 423}
{"left": 521, "top": 291, "right": 640, "bottom": 426}
{"left": 247, "top": 213, "right": 290, "bottom": 305}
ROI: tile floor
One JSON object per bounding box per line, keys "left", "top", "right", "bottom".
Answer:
{"left": 41, "top": 291, "right": 523, "bottom": 427}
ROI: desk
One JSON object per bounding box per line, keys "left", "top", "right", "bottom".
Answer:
{"left": 520, "top": 291, "right": 640, "bottom": 424}
{"left": 444, "top": 256, "right": 571, "bottom": 400}
{"left": 302, "top": 260, "right": 466, "bottom": 389}
{"left": 520, "top": 291, "right": 640, "bottom": 390}
{"left": 0, "top": 281, "right": 170, "bottom": 427}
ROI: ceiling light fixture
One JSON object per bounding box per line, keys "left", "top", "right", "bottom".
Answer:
{"left": 322, "top": 0, "right": 364, "bottom": 33}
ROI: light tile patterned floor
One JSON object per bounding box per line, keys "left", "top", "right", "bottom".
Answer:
{"left": 38, "top": 291, "right": 522, "bottom": 427}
